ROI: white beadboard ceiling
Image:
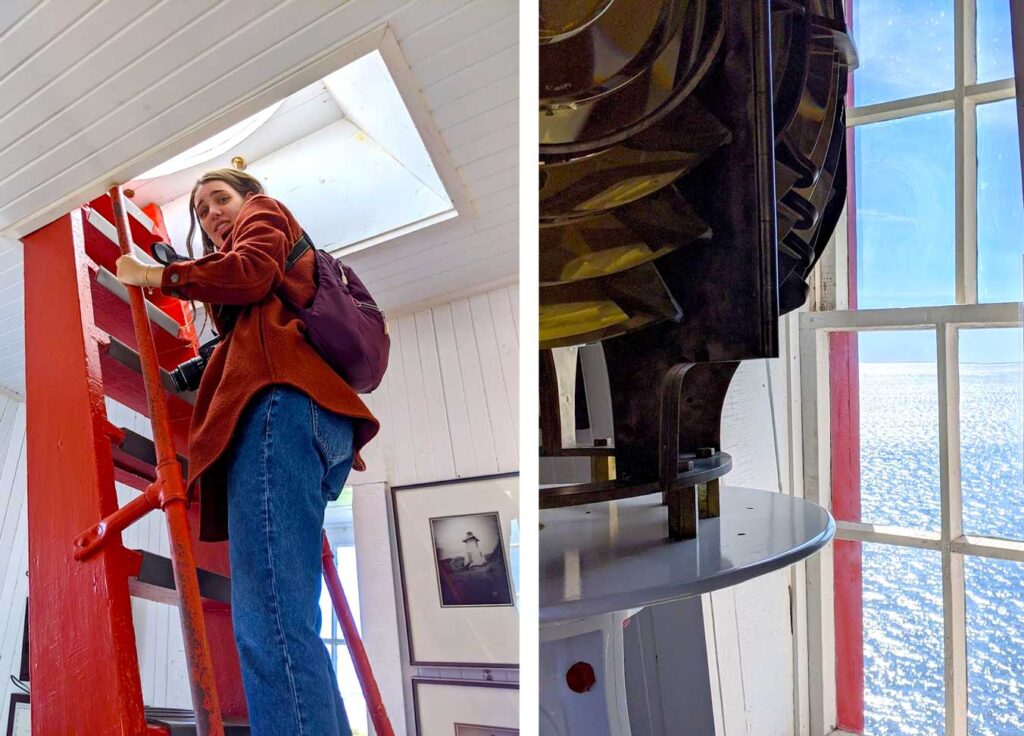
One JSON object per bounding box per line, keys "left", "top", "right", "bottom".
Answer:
{"left": 0, "top": 0, "right": 518, "bottom": 397}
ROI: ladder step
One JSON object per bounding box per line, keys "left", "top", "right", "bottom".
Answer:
{"left": 95, "top": 265, "right": 185, "bottom": 338}
{"left": 82, "top": 206, "right": 192, "bottom": 331}
{"left": 105, "top": 336, "right": 197, "bottom": 405}
{"left": 90, "top": 267, "right": 197, "bottom": 374}
{"left": 146, "top": 707, "right": 249, "bottom": 735}
{"left": 99, "top": 346, "right": 193, "bottom": 455}
{"left": 111, "top": 427, "right": 189, "bottom": 492}
{"left": 84, "top": 205, "right": 159, "bottom": 274}
{"left": 90, "top": 191, "right": 158, "bottom": 238}
{"left": 128, "top": 550, "right": 232, "bottom": 605}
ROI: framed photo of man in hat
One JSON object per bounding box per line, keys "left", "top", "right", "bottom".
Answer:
{"left": 429, "top": 512, "right": 514, "bottom": 607}
{"left": 392, "top": 473, "right": 519, "bottom": 668}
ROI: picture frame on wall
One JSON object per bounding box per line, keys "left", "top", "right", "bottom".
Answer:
{"left": 393, "top": 474, "right": 519, "bottom": 668}
{"left": 412, "top": 678, "right": 518, "bottom": 736}
{"left": 454, "top": 724, "right": 518, "bottom": 736}
{"left": 6, "top": 693, "right": 28, "bottom": 736}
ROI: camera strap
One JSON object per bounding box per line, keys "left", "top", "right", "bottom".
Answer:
{"left": 286, "top": 231, "right": 314, "bottom": 270}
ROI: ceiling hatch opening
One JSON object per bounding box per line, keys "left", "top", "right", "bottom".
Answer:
{"left": 127, "top": 48, "right": 458, "bottom": 260}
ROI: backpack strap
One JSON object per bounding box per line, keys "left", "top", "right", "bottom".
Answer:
{"left": 286, "top": 231, "right": 314, "bottom": 270}
{"left": 286, "top": 230, "right": 349, "bottom": 286}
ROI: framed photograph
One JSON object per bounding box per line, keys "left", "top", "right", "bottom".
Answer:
{"left": 393, "top": 474, "right": 518, "bottom": 667}
{"left": 454, "top": 725, "right": 518, "bottom": 736}
{"left": 412, "top": 678, "right": 518, "bottom": 736}
{"left": 430, "top": 512, "right": 513, "bottom": 607}
{"left": 6, "top": 693, "right": 29, "bottom": 736}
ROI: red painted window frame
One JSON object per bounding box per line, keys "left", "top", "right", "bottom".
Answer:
{"left": 832, "top": 1, "right": 866, "bottom": 730}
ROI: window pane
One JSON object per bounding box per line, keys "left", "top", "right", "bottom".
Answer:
{"left": 977, "top": 0, "right": 1015, "bottom": 83}
{"left": 862, "top": 543, "right": 945, "bottom": 734}
{"left": 855, "top": 112, "right": 955, "bottom": 309}
{"left": 335, "top": 545, "right": 361, "bottom": 635}
{"left": 966, "top": 556, "right": 1024, "bottom": 735}
{"left": 510, "top": 518, "right": 520, "bottom": 600}
{"left": 977, "top": 100, "right": 1024, "bottom": 303}
{"left": 852, "top": 0, "right": 954, "bottom": 106}
{"left": 336, "top": 645, "right": 369, "bottom": 736}
{"left": 960, "top": 328, "right": 1024, "bottom": 540}
{"left": 855, "top": 331, "right": 941, "bottom": 530}
{"left": 320, "top": 584, "right": 333, "bottom": 639}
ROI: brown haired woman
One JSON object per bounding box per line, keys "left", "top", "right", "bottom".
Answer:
{"left": 115, "top": 168, "right": 379, "bottom": 736}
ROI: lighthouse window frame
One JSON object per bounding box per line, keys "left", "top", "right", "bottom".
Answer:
{"left": 797, "top": 1, "right": 1024, "bottom": 733}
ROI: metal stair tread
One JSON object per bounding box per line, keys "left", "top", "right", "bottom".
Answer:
{"left": 130, "top": 550, "right": 232, "bottom": 605}
{"left": 105, "top": 335, "right": 197, "bottom": 405}
{"left": 95, "top": 265, "right": 185, "bottom": 338}
{"left": 145, "top": 707, "right": 249, "bottom": 734}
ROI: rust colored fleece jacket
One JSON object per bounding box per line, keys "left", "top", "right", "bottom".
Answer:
{"left": 160, "top": 194, "right": 380, "bottom": 541}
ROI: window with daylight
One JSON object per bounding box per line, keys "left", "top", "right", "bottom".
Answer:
{"left": 320, "top": 488, "right": 370, "bottom": 736}
{"left": 801, "top": 2, "right": 1024, "bottom": 735}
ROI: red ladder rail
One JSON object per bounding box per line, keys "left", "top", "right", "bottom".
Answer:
{"left": 104, "top": 185, "right": 224, "bottom": 736}
{"left": 321, "top": 533, "right": 396, "bottom": 736}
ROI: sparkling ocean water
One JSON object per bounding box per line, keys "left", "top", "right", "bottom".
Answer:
{"left": 858, "top": 363, "right": 1024, "bottom": 735}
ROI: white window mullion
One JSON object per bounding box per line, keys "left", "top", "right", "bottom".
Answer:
{"left": 963, "top": 77, "right": 1016, "bottom": 103}
{"left": 798, "top": 321, "right": 836, "bottom": 736}
{"left": 955, "top": 100, "right": 978, "bottom": 305}
{"left": 846, "top": 90, "right": 955, "bottom": 127}
{"left": 955, "top": 0, "right": 979, "bottom": 305}
{"left": 936, "top": 323, "right": 968, "bottom": 736}
{"left": 812, "top": 207, "right": 850, "bottom": 312}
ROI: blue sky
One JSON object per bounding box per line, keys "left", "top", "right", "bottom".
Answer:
{"left": 850, "top": 0, "right": 1021, "bottom": 362}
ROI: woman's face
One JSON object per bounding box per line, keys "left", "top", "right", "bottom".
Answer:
{"left": 194, "top": 180, "right": 254, "bottom": 247}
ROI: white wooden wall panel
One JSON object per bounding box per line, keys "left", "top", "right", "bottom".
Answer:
{"left": 352, "top": 481, "right": 408, "bottom": 736}
{"left": 414, "top": 310, "right": 458, "bottom": 480}
{"left": 363, "top": 284, "right": 519, "bottom": 488}
{"left": 0, "top": 397, "right": 28, "bottom": 736}
{"left": 431, "top": 306, "right": 485, "bottom": 478}
{"left": 711, "top": 359, "right": 796, "bottom": 736}
{"left": 0, "top": 238, "right": 23, "bottom": 396}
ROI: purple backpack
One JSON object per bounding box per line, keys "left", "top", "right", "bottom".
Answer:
{"left": 283, "top": 232, "right": 390, "bottom": 394}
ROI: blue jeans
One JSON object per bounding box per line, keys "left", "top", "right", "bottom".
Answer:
{"left": 226, "top": 384, "right": 355, "bottom": 736}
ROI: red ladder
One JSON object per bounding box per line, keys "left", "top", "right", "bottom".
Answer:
{"left": 23, "top": 186, "right": 393, "bottom": 735}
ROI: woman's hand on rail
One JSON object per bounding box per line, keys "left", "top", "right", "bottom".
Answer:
{"left": 115, "top": 255, "right": 165, "bottom": 289}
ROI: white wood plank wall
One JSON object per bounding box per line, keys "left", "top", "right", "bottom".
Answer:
{"left": 0, "top": 396, "right": 30, "bottom": 736}
{"left": 709, "top": 358, "right": 796, "bottom": 736}
{"left": 359, "top": 283, "right": 519, "bottom": 487}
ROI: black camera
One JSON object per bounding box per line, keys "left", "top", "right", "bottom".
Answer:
{"left": 169, "top": 336, "right": 222, "bottom": 393}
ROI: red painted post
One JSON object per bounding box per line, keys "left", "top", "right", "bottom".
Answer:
{"left": 109, "top": 186, "right": 225, "bottom": 736}
{"left": 833, "top": 5, "right": 866, "bottom": 723}
{"left": 321, "top": 533, "right": 396, "bottom": 736}
{"left": 24, "top": 209, "right": 151, "bottom": 734}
